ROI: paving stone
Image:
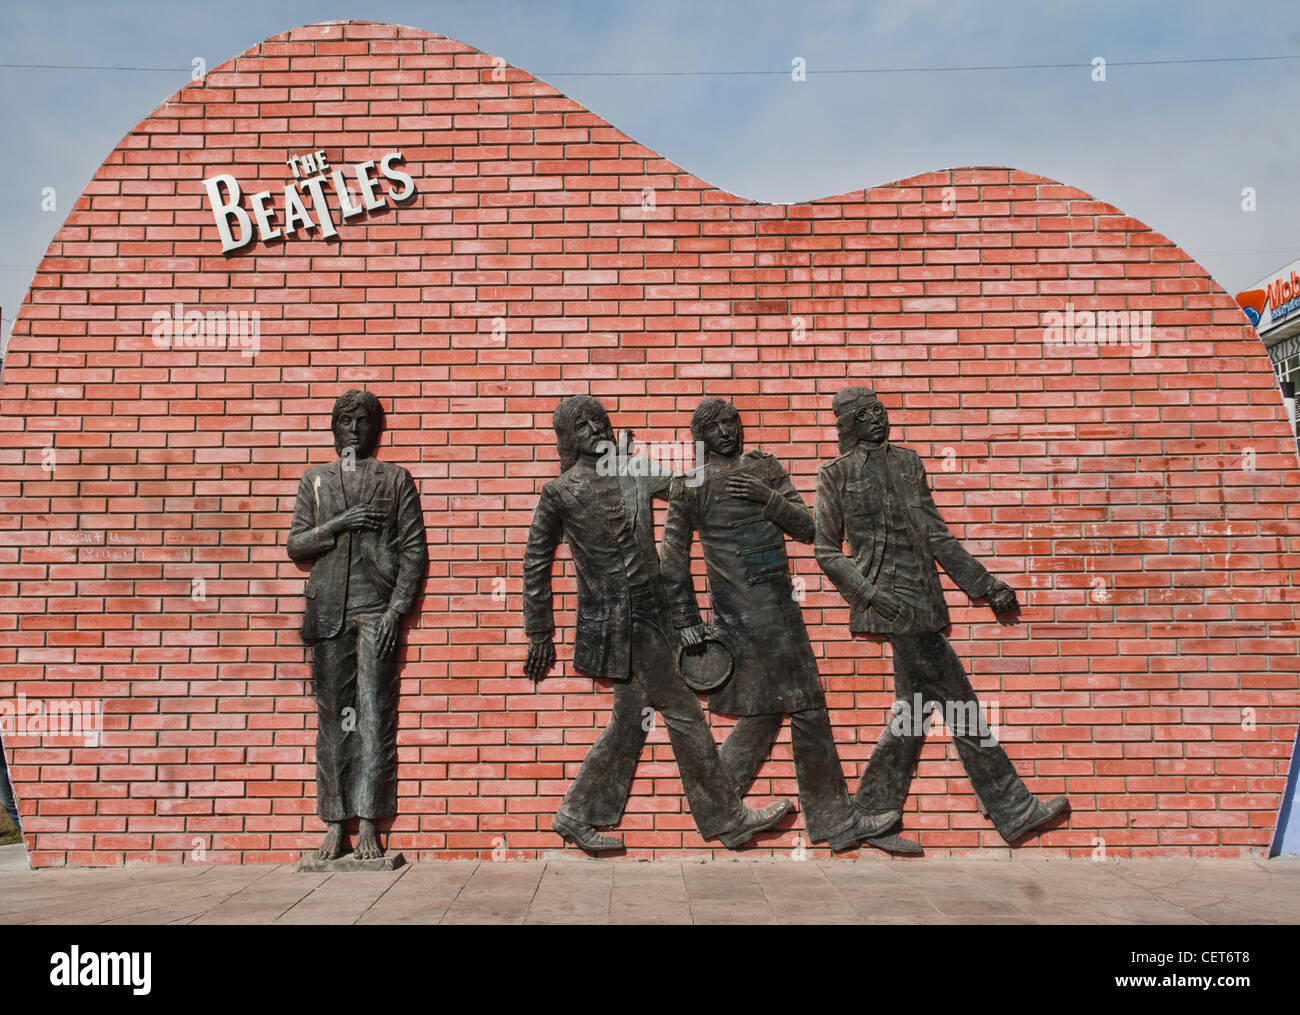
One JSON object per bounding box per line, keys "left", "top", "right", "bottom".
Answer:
{"left": 190, "top": 869, "right": 330, "bottom": 925}
{"left": 524, "top": 863, "right": 615, "bottom": 924}
{"left": 440, "top": 863, "right": 544, "bottom": 924}
{"left": 276, "top": 869, "right": 411, "bottom": 924}
{"left": 358, "top": 862, "right": 478, "bottom": 924}
{"left": 608, "top": 861, "right": 692, "bottom": 924}
{"left": 751, "top": 861, "right": 859, "bottom": 924}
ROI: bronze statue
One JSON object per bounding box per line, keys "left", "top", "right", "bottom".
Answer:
{"left": 661, "top": 399, "right": 908, "bottom": 852}
{"left": 522, "top": 395, "right": 793, "bottom": 852}
{"left": 288, "top": 390, "right": 428, "bottom": 862}
{"left": 814, "top": 386, "right": 1070, "bottom": 844}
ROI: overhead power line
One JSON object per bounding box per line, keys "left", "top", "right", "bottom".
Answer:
{"left": 538, "top": 53, "right": 1300, "bottom": 77}
{"left": 0, "top": 53, "right": 1297, "bottom": 77}
{"left": 1200, "top": 246, "right": 1298, "bottom": 257}
{"left": 0, "top": 62, "right": 188, "bottom": 72}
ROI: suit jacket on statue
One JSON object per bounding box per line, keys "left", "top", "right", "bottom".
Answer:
{"left": 522, "top": 457, "right": 673, "bottom": 680}
{"left": 814, "top": 442, "right": 993, "bottom": 635}
{"left": 288, "top": 456, "right": 429, "bottom": 642}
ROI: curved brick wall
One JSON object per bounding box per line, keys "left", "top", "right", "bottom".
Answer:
{"left": 1, "top": 20, "right": 1298, "bottom": 866}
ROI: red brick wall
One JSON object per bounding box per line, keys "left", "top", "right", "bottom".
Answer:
{"left": 1, "top": 20, "right": 1297, "bottom": 865}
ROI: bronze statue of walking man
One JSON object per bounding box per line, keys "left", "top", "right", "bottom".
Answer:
{"left": 522, "top": 395, "right": 792, "bottom": 853}
{"left": 815, "top": 386, "right": 1069, "bottom": 845}
{"left": 288, "top": 390, "right": 428, "bottom": 861}
{"left": 661, "top": 399, "right": 908, "bottom": 852}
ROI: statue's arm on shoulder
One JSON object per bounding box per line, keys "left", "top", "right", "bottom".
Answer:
{"left": 287, "top": 471, "right": 337, "bottom": 562}
{"left": 661, "top": 490, "right": 703, "bottom": 631}
{"left": 644, "top": 454, "right": 676, "bottom": 501}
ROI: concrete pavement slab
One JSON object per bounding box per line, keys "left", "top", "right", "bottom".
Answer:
{"left": 1, "top": 856, "right": 1297, "bottom": 924}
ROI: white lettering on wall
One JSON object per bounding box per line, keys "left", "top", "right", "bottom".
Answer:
{"left": 202, "top": 150, "right": 417, "bottom": 253}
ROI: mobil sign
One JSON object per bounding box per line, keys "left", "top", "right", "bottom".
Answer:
{"left": 1236, "top": 256, "right": 1300, "bottom": 336}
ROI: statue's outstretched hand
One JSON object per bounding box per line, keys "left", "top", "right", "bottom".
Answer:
{"left": 987, "top": 580, "right": 1019, "bottom": 614}
{"left": 525, "top": 636, "right": 556, "bottom": 683}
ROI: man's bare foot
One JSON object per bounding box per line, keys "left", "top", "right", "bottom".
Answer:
{"left": 354, "top": 819, "right": 384, "bottom": 860}
{"left": 317, "top": 822, "right": 348, "bottom": 861}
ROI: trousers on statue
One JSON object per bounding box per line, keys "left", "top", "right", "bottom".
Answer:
{"left": 558, "top": 616, "right": 748, "bottom": 840}
{"left": 312, "top": 610, "right": 398, "bottom": 823}
{"left": 719, "top": 707, "right": 858, "bottom": 844}
{"left": 856, "top": 631, "right": 1039, "bottom": 840}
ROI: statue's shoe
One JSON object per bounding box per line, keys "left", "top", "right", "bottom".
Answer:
{"left": 719, "top": 799, "right": 794, "bottom": 848}
{"left": 827, "top": 809, "right": 904, "bottom": 852}
{"left": 552, "top": 813, "right": 624, "bottom": 853}
{"left": 1002, "top": 796, "right": 1071, "bottom": 843}
{"left": 864, "top": 832, "right": 923, "bottom": 855}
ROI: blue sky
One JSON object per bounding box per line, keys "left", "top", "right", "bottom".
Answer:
{"left": 2, "top": 0, "right": 1299, "bottom": 354}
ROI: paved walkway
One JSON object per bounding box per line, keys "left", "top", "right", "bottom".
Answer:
{"left": 1, "top": 845, "right": 1297, "bottom": 924}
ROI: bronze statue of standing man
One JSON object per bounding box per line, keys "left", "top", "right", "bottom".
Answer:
{"left": 815, "top": 386, "right": 1069, "bottom": 845}
{"left": 661, "top": 399, "right": 909, "bottom": 852}
{"left": 288, "top": 390, "right": 428, "bottom": 862}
